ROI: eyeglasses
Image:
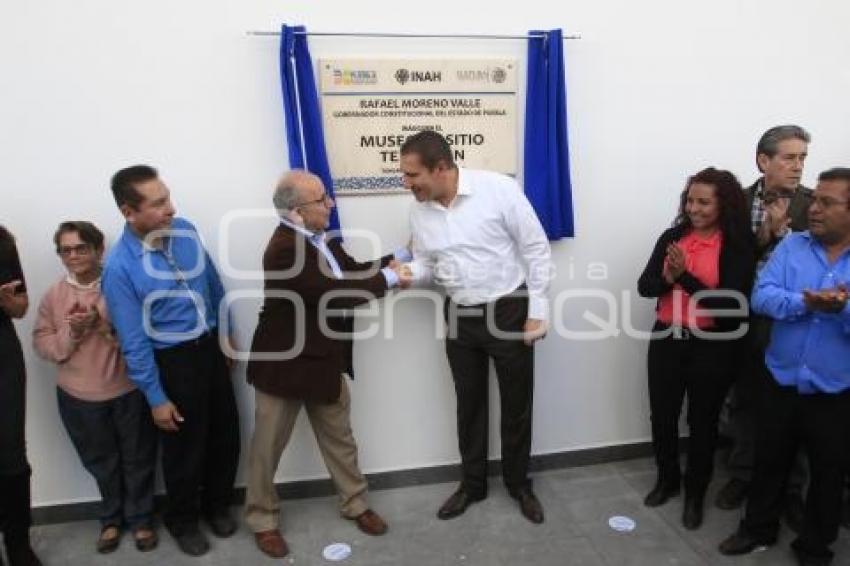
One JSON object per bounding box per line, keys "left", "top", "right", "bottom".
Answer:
{"left": 809, "top": 195, "right": 849, "bottom": 209}
{"left": 299, "top": 193, "right": 334, "bottom": 208}
{"left": 57, "top": 244, "right": 93, "bottom": 257}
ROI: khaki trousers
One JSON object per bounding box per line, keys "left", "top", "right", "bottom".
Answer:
{"left": 244, "top": 376, "right": 368, "bottom": 532}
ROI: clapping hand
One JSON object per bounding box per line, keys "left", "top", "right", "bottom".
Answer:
{"left": 764, "top": 195, "right": 792, "bottom": 239}
{"left": 664, "top": 243, "right": 686, "bottom": 282}
{"left": 66, "top": 302, "right": 99, "bottom": 340}
{"left": 803, "top": 285, "right": 849, "bottom": 314}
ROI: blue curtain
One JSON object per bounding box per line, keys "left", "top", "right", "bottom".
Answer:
{"left": 524, "top": 29, "right": 574, "bottom": 239}
{"left": 279, "top": 24, "right": 341, "bottom": 230}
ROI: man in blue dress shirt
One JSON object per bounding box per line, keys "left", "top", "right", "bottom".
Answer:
{"left": 719, "top": 167, "right": 850, "bottom": 566}
{"left": 102, "top": 165, "right": 240, "bottom": 557}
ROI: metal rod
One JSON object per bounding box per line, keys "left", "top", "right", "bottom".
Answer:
{"left": 247, "top": 30, "right": 581, "bottom": 40}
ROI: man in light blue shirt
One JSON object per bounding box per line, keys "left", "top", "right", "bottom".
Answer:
{"left": 102, "top": 165, "right": 240, "bottom": 557}
{"left": 720, "top": 168, "right": 850, "bottom": 566}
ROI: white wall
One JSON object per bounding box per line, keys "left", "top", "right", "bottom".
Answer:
{"left": 2, "top": 0, "right": 849, "bottom": 507}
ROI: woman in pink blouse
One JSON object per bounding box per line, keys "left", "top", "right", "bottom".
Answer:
{"left": 33, "top": 221, "right": 158, "bottom": 554}
{"left": 638, "top": 168, "right": 755, "bottom": 530}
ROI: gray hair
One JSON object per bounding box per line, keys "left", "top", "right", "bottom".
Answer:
{"left": 272, "top": 172, "right": 304, "bottom": 212}
{"left": 756, "top": 125, "right": 811, "bottom": 158}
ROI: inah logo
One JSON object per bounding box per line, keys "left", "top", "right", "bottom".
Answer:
{"left": 394, "top": 68, "right": 410, "bottom": 85}
{"left": 395, "top": 68, "right": 442, "bottom": 84}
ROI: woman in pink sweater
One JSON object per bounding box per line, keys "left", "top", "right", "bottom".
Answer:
{"left": 33, "top": 221, "right": 158, "bottom": 554}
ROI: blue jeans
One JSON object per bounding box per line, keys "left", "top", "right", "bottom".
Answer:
{"left": 57, "top": 387, "right": 157, "bottom": 529}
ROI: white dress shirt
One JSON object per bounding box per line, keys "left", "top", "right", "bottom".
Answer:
{"left": 408, "top": 167, "right": 553, "bottom": 320}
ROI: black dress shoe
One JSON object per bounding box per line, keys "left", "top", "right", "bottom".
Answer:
{"left": 791, "top": 539, "right": 832, "bottom": 566}
{"left": 718, "top": 531, "right": 772, "bottom": 555}
{"left": 510, "top": 487, "right": 544, "bottom": 524}
{"left": 437, "top": 488, "right": 485, "bottom": 520}
{"left": 643, "top": 479, "right": 680, "bottom": 507}
{"left": 784, "top": 491, "right": 805, "bottom": 534}
{"left": 682, "top": 494, "right": 704, "bottom": 530}
{"left": 7, "top": 546, "right": 43, "bottom": 566}
{"left": 206, "top": 508, "right": 238, "bottom": 538}
{"left": 170, "top": 526, "right": 210, "bottom": 557}
{"left": 715, "top": 478, "right": 750, "bottom": 510}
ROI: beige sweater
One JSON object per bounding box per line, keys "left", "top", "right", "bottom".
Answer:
{"left": 33, "top": 277, "right": 135, "bottom": 402}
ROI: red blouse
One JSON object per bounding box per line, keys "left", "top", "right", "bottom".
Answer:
{"left": 656, "top": 230, "right": 722, "bottom": 329}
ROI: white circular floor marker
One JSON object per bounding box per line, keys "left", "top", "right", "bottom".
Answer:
{"left": 323, "top": 542, "right": 352, "bottom": 561}
{"left": 608, "top": 515, "right": 636, "bottom": 532}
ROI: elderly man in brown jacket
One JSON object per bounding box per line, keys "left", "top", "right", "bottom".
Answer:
{"left": 244, "top": 170, "right": 410, "bottom": 559}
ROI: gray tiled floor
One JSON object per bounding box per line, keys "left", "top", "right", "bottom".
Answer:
{"left": 25, "top": 457, "right": 850, "bottom": 565}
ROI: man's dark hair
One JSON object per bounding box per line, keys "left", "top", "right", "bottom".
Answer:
{"left": 400, "top": 131, "right": 455, "bottom": 170}
{"left": 110, "top": 165, "right": 158, "bottom": 209}
{"left": 53, "top": 221, "right": 105, "bottom": 252}
{"left": 818, "top": 167, "right": 850, "bottom": 204}
{"left": 755, "top": 125, "right": 810, "bottom": 172}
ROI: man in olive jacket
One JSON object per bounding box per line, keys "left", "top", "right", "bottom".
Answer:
{"left": 717, "top": 125, "right": 813, "bottom": 528}
{"left": 244, "top": 170, "right": 409, "bottom": 558}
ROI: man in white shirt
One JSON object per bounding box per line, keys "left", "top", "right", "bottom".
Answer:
{"left": 399, "top": 131, "right": 552, "bottom": 524}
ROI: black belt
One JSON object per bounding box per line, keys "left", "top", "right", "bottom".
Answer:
{"left": 161, "top": 330, "right": 215, "bottom": 351}
{"left": 450, "top": 283, "right": 529, "bottom": 309}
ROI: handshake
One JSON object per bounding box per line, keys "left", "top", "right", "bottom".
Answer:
{"left": 387, "top": 260, "right": 414, "bottom": 289}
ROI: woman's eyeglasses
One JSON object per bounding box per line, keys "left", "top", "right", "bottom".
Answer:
{"left": 299, "top": 193, "right": 334, "bottom": 207}
{"left": 57, "top": 244, "right": 93, "bottom": 257}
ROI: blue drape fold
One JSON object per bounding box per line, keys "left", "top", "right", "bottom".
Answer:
{"left": 524, "top": 29, "right": 575, "bottom": 239}
{"left": 280, "top": 24, "right": 340, "bottom": 231}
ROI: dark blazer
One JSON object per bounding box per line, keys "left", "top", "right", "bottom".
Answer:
{"left": 247, "top": 224, "right": 392, "bottom": 403}
{"left": 744, "top": 178, "right": 813, "bottom": 261}
{"left": 638, "top": 225, "right": 756, "bottom": 333}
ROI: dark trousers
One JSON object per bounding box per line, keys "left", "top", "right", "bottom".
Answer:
{"left": 741, "top": 376, "right": 850, "bottom": 563}
{"left": 647, "top": 323, "right": 735, "bottom": 494}
{"left": 153, "top": 333, "right": 240, "bottom": 532}
{"left": 0, "top": 321, "right": 28, "bottom": 476}
{"left": 57, "top": 387, "right": 157, "bottom": 529}
{"left": 0, "top": 470, "right": 33, "bottom": 565}
{"left": 444, "top": 291, "right": 534, "bottom": 497}
{"left": 724, "top": 318, "right": 808, "bottom": 491}
{"left": 0, "top": 321, "right": 35, "bottom": 564}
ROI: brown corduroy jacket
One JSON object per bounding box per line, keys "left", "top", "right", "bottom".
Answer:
{"left": 247, "top": 224, "right": 391, "bottom": 402}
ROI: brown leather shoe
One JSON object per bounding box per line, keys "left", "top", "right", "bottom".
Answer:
{"left": 352, "top": 509, "right": 388, "bottom": 536}
{"left": 133, "top": 527, "right": 159, "bottom": 552}
{"left": 254, "top": 529, "right": 289, "bottom": 558}
{"left": 96, "top": 525, "right": 122, "bottom": 554}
